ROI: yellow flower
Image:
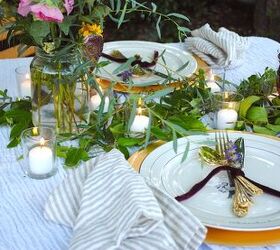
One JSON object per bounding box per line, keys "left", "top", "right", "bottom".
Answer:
{"left": 79, "top": 23, "right": 103, "bottom": 37}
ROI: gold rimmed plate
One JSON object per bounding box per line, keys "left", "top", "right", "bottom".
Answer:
{"left": 128, "top": 131, "right": 280, "bottom": 246}
{"left": 97, "top": 41, "right": 205, "bottom": 93}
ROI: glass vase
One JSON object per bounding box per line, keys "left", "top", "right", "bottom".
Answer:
{"left": 30, "top": 48, "right": 89, "bottom": 134}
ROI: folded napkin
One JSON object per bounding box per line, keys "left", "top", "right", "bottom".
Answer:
{"left": 185, "top": 23, "right": 250, "bottom": 68}
{"left": 44, "top": 149, "right": 206, "bottom": 250}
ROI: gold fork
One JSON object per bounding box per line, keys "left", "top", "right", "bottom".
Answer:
{"left": 215, "top": 131, "right": 235, "bottom": 197}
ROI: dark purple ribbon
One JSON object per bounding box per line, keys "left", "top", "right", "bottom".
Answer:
{"left": 175, "top": 165, "right": 280, "bottom": 202}
{"left": 101, "top": 51, "right": 159, "bottom": 68}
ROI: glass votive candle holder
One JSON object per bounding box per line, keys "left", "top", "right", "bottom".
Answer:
{"left": 214, "top": 92, "right": 243, "bottom": 130}
{"left": 126, "top": 98, "right": 151, "bottom": 138}
{"left": 21, "top": 127, "right": 57, "bottom": 179}
{"left": 200, "top": 66, "right": 221, "bottom": 93}
{"left": 89, "top": 88, "right": 110, "bottom": 113}
{"left": 15, "top": 66, "right": 31, "bottom": 98}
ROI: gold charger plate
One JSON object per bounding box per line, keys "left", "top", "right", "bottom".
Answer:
{"left": 98, "top": 55, "right": 208, "bottom": 93}
{"left": 128, "top": 141, "right": 280, "bottom": 247}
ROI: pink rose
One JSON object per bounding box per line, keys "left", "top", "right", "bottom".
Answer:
{"left": 30, "top": 4, "right": 64, "bottom": 23}
{"left": 64, "top": 0, "right": 74, "bottom": 15}
{"left": 17, "top": 0, "right": 32, "bottom": 17}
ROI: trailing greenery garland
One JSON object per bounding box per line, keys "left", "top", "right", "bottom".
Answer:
{"left": 1, "top": 68, "right": 280, "bottom": 167}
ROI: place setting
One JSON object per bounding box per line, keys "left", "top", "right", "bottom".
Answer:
{"left": 1, "top": 0, "right": 280, "bottom": 250}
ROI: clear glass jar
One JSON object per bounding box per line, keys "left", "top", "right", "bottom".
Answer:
{"left": 30, "top": 48, "right": 89, "bottom": 133}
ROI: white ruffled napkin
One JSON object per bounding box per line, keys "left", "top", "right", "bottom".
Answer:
{"left": 44, "top": 149, "right": 206, "bottom": 250}
{"left": 185, "top": 23, "right": 250, "bottom": 68}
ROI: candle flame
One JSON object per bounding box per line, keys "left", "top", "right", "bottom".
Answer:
{"left": 32, "top": 127, "right": 39, "bottom": 136}
{"left": 39, "top": 137, "right": 45, "bottom": 146}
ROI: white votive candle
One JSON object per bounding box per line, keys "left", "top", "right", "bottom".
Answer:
{"left": 206, "top": 69, "right": 220, "bottom": 93}
{"left": 28, "top": 138, "right": 53, "bottom": 175}
{"left": 130, "top": 115, "right": 150, "bottom": 133}
{"left": 90, "top": 95, "right": 109, "bottom": 113}
{"left": 216, "top": 108, "right": 238, "bottom": 129}
{"left": 20, "top": 78, "right": 31, "bottom": 97}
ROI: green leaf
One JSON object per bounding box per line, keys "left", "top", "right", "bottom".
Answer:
{"left": 117, "top": 137, "right": 142, "bottom": 147}
{"left": 10, "top": 122, "right": 28, "bottom": 140}
{"left": 117, "top": 1, "right": 128, "bottom": 28}
{"left": 156, "top": 15, "right": 161, "bottom": 39}
{"left": 117, "top": 145, "right": 129, "bottom": 159}
{"left": 145, "top": 88, "right": 174, "bottom": 101}
{"left": 176, "top": 61, "right": 189, "bottom": 72}
{"left": 172, "top": 129, "right": 177, "bottom": 153}
{"left": 29, "top": 21, "right": 50, "bottom": 45}
{"left": 239, "top": 96, "right": 260, "bottom": 118}
{"left": 144, "top": 111, "right": 152, "bottom": 148}
{"left": 65, "top": 147, "right": 89, "bottom": 167}
{"left": 177, "top": 26, "right": 191, "bottom": 33}
{"left": 7, "top": 137, "right": 20, "bottom": 148}
{"left": 5, "top": 109, "right": 31, "bottom": 122}
{"left": 266, "top": 124, "right": 280, "bottom": 133}
{"left": 199, "top": 146, "right": 223, "bottom": 165}
{"left": 151, "top": 2, "right": 157, "bottom": 12}
{"left": 246, "top": 106, "right": 268, "bottom": 124}
{"left": 151, "top": 127, "right": 170, "bottom": 141}
{"left": 92, "top": 4, "right": 111, "bottom": 19}
{"left": 110, "top": 123, "right": 125, "bottom": 135}
{"left": 275, "top": 117, "right": 280, "bottom": 125}
{"left": 167, "top": 13, "right": 190, "bottom": 22}
{"left": 181, "top": 141, "right": 190, "bottom": 163}
{"left": 127, "top": 99, "right": 137, "bottom": 131}
{"left": 253, "top": 125, "right": 276, "bottom": 136}
{"left": 58, "top": 16, "right": 73, "bottom": 35}
{"left": 112, "top": 57, "right": 135, "bottom": 74}
{"left": 56, "top": 145, "right": 69, "bottom": 159}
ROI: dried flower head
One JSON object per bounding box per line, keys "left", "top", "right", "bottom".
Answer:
{"left": 225, "top": 140, "right": 242, "bottom": 167}
{"left": 84, "top": 34, "right": 104, "bottom": 61}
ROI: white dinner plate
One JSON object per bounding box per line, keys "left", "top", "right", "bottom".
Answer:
{"left": 140, "top": 131, "right": 280, "bottom": 231}
{"left": 97, "top": 41, "right": 197, "bottom": 86}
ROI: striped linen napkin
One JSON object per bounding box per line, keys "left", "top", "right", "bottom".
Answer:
{"left": 185, "top": 23, "right": 250, "bottom": 68}
{"left": 44, "top": 149, "right": 206, "bottom": 250}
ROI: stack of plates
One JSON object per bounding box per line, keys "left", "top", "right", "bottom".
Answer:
{"left": 130, "top": 131, "right": 280, "bottom": 246}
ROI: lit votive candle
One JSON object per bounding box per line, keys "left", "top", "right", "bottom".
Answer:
{"left": 130, "top": 107, "right": 150, "bottom": 133}
{"left": 89, "top": 94, "right": 109, "bottom": 113}
{"left": 29, "top": 138, "right": 53, "bottom": 175}
{"left": 206, "top": 69, "right": 220, "bottom": 93}
{"left": 216, "top": 108, "right": 238, "bottom": 130}
{"left": 20, "top": 73, "right": 32, "bottom": 97}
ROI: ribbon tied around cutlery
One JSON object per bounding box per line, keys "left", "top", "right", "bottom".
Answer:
{"left": 175, "top": 165, "right": 280, "bottom": 217}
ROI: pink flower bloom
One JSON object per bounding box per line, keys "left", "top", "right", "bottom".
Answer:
{"left": 30, "top": 4, "right": 64, "bottom": 23}
{"left": 17, "top": 0, "right": 32, "bottom": 17}
{"left": 64, "top": 0, "right": 74, "bottom": 15}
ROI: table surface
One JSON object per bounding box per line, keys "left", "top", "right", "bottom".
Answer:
{"left": 1, "top": 40, "right": 280, "bottom": 250}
